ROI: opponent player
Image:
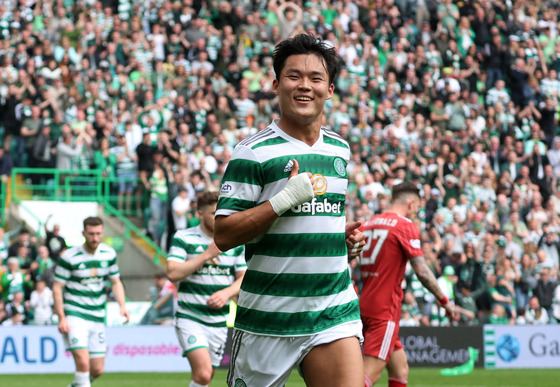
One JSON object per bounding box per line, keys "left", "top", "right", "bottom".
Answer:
{"left": 214, "top": 33, "right": 365, "bottom": 387}
{"left": 360, "top": 182, "right": 454, "bottom": 387}
{"left": 167, "top": 191, "right": 246, "bottom": 387}
{"left": 53, "top": 217, "right": 129, "bottom": 387}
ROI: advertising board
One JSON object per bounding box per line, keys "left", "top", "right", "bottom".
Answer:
{"left": 484, "top": 325, "right": 560, "bottom": 369}
{"left": 0, "top": 326, "right": 189, "bottom": 374}
{"left": 400, "top": 326, "right": 484, "bottom": 367}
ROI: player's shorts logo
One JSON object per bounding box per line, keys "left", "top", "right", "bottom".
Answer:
{"left": 333, "top": 157, "right": 346, "bottom": 176}
{"left": 234, "top": 379, "right": 247, "bottom": 387}
{"left": 311, "top": 174, "right": 328, "bottom": 196}
{"left": 188, "top": 335, "right": 197, "bottom": 344}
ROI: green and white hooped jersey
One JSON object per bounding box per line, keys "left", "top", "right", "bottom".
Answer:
{"left": 216, "top": 119, "right": 361, "bottom": 336}
{"left": 168, "top": 226, "right": 246, "bottom": 327}
{"left": 54, "top": 243, "right": 120, "bottom": 323}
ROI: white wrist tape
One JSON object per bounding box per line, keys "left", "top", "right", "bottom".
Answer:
{"left": 269, "top": 173, "right": 315, "bottom": 215}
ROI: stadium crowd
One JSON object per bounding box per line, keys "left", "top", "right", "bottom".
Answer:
{"left": 1, "top": 0, "right": 560, "bottom": 327}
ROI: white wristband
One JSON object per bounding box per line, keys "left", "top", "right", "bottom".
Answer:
{"left": 269, "top": 173, "right": 315, "bottom": 216}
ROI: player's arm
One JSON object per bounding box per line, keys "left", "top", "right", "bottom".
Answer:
{"left": 52, "top": 280, "right": 70, "bottom": 334}
{"left": 167, "top": 241, "right": 222, "bottom": 282}
{"left": 215, "top": 159, "right": 314, "bottom": 251}
{"left": 207, "top": 270, "right": 246, "bottom": 309}
{"left": 214, "top": 206, "right": 278, "bottom": 252}
{"left": 409, "top": 255, "right": 455, "bottom": 317}
{"left": 109, "top": 276, "right": 130, "bottom": 323}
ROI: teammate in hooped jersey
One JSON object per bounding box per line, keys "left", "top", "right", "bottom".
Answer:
{"left": 53, "top": 217, "right": 130, "bottom": 387}
{"left": 359, "top": 182, "right": 454, "bottom": 387}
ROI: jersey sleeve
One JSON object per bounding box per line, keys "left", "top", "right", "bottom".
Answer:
{"left": 108, "top": 252, "right": 120, "bottom": 279}
{"left": 233, "top": 245, "right": 247, "bottom": 272}
{"left": 54, "top": 254, "right": 71, "bottom": 285}
{"left": 216, "top": 144, "right": 264, "bottom": 217}
{"left": 398, "top": 220, "right": 423, "bottom": 260}
{"left": 167, "top": 232, "right": 189, "bottom": 263}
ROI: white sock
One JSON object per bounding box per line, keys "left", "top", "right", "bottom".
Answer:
{"left": 73, "top": 371, "right": 91, "bottom": 387}
{"left": 189, "top": 381, "right": 208, "bottom": 387}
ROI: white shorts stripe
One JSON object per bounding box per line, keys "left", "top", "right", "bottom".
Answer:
{"left": 379, "top": 321, "right": 396, "bottom": 360}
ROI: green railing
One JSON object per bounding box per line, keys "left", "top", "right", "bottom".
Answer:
{"left": 8, "top": 167, "right": 165, "bottom": 264}
{"left": 10, "top": 168, "right": 103, "bottom": 202}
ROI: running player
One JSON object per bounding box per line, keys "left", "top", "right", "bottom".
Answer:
{"left": 360, "top": 182, "right": 454, "bottom": 387}
{"left": 167, "top": 191, "right": 246, "bottom": 387}
{"left": 214, "top": 33, "right": 365, "bottom": 387}
{"left": 53, "top": 217, "right": 130, "bottom": 387}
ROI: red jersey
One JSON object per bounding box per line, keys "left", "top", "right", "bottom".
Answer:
{"left": 359, "top": 212, "right": 423, "bottom": 321}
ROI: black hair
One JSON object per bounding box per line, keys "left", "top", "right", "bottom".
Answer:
{"left": 273, "top": 34, "right": 339, "bottom": 84}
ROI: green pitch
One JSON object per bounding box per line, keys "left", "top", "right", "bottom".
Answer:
{"left": 2, "top": 368, "right": 560, "bottom": 386}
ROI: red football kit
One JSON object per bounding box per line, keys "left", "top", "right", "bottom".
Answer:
{"left": 359, "top": 212, "right": 423, "bottom": 361}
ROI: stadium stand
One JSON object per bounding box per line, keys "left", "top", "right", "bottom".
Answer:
{"left": 0, "top": 0, "right": 559, "bottom": 327}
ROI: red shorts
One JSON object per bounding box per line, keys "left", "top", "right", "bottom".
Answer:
{"left": 362, "top": 316, "right": 402, "bottom": 361}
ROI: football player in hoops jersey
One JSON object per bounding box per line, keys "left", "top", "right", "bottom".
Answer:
{"left": 215, "top": 34, "right": 366, "bottom": 387}
{"left": 53, "top": 217, "right": 129, "bottom": 387}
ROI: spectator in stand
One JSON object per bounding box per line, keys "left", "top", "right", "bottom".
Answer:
{"left": 400, "top": 291, "right": 425, "bottom": 327}
{"left": 148, "top": 151, "right": 169, "bottom": 247}
{"left": 0, "top": 299, "right": 7, "bottom": 325}
{"left": 515, "top": 253, "right": 538, "bottom": 309}
{"left": 454, "top": 280, "right": 485, "bottom": 326}
{"left": 276, "top": 0, "right": 303, "bottom": 40}
{"left": 3, "top": 0, "right": 560, "bottom": 329}
{"left": 44, "top": 215, "right": 67, "bottom": 263}
{"left": 29, "top": 279, "right": 54, "bottom": 325}
{"left": 146, "top": 272, "right": 176, "bottom": 304}
{"left": 509, "top": 57, "right": 538, "bottom": 108}
{"left": 1, "top": 257, "right": 33, "bottom": 303}
{"left": 0, "top": 148, "right": 14, "bottom": 190}
{"left": 488, "top": 304, "right": 511, "bottom": 325}
{"left": 111, "top": 133, "right": 138, "bottom": 214}
{"left": 31, "top": 122, "right": 56, "bottom": 186}
{"left": 36, "top": 245, "right": 55, "bottom": 288}
{"left": 19, "top": 104, "right": 43, "bottom": 163}
{"left": 486, "top": 80, "right": 511, "bottom": 107}
{"left": 525, "top": 296, "right": 550, "bottom": 325}
{"left": 171, "top": 188, "right": 190, "bottom": 231}
{"left": 533, "top": 267, "right": 559, "bottom": 318}
{"left": 4, "top": 291, "right": 29, "bottom": 324}
{"left": 538, "top": 229, "right": 560, "bottom": 270}
{"left": 54, "top": 130, "right": 85, "bottom": 196}
{"left": 552, "top": 284, "right": 560, "bottom": 323}
{"left": 8, "top": 229, "right": 38, "bottom": 264}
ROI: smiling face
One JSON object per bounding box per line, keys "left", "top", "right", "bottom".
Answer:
{"left": 273, "top": 54, "right": 334, "bottom": 135}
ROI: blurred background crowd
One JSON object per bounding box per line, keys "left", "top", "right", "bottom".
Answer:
{"left": 1, "top": 0, "right": 560, "bottom": 327}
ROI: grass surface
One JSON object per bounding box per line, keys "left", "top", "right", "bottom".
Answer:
{"left": 2, "top": 368, "right": 560, "bottom": 386}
